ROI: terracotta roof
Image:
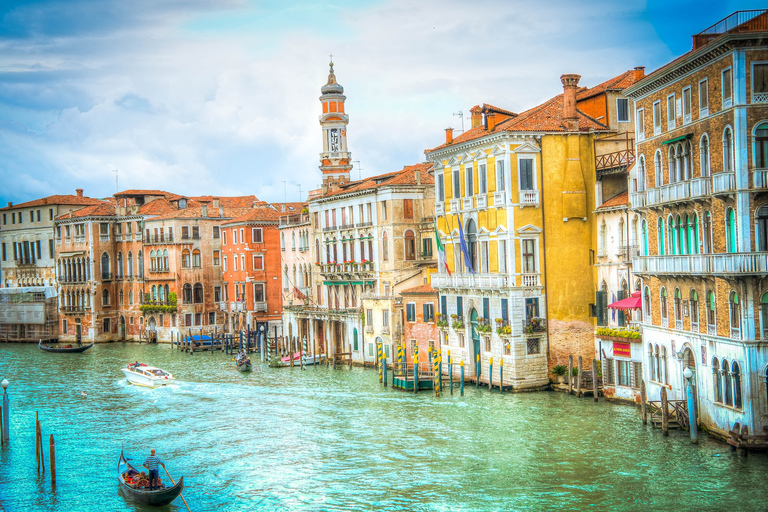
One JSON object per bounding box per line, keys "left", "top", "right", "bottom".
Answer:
{"left": 1, "top": 194, "right": 103, "bottom": 211}
{"left": 577, "top": 70, "right": 641, "bottom": 101}
{"left": 400, "top": 283, "right": 437, "bottom": 295}
{"left": 320, "top": 163, "right": 434, "bottom": 198}
{"left": 191, "top": 196, "right": 262, "bottom": 208}
{"left": 56, "top": 202, "right": 116, "bottom": 219}
{"left": 222, "top": 207, "right": 282, "bottom": 225}
{"left": 148, "top": 206, "right": 253, "bottom": 221}
{"left": 482, "top": 103, "right": 517, "bottom": 117}
{"left": 270, "top": 202, "right": 307, "bottom": 213}
{"left": 598, "top": 190, "right": 629, "bottom": 209}
{"left": 115, "top": 189, "right": 184, "bottom": 200}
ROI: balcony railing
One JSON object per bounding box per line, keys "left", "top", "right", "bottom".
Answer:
{"left": 180, "top": 234, "right": 201, "bottom": 240}
{"left": 74, "top": 235, "right": 86, "bottom": 244}
{"left": 101, "top": 272, "right": 113, "bottom": 281}
{"left": 254, "top": 302, "right": 268, "bottom": 312}
{"left": 149, "top": 266, "right": 170, "bottom": 273}
{"left": 618, "top": 245, "right": 640, "bottom": 260}
{"left": 14, "top": 258, "right": 36, "bottom": 266}
{"left": 731, "top": 327, "right": 741, "bottom": 340}
{"left": 493, "top": 191, "right": 506, "bottom": 206}
{"left": 712, "top": 172, "right": 736, "bottom": 194}
{"left": 520, "top": 190, "right": 540, "bottom": 207}
{"left": 432, "top": 273, "right": 510, "bottom": 290}
{"left": 675, "top": 319, "right": 683, "bottom": 330}
{"left": 708, "top": 324, "right": 717, "bottom": 336}
{"left": 356, "top": 221, "right": 373, "bottom": 228}
{"left": 754, "top": 169, "right": 768, "bottom": 188}
{"left": 521, "top": 273, "right": 541, "bottom": 287}
{"left": 144, "top": 234, "right": 174, "bottom": 243}
{"left": 629, "top": 190, "right": 646, "bottom": 208}
{"left": 595, "top": 148, "right": 635, "bottom": 172}
{"left": 59, "top": 276, "right": 87, "bottom": 284}
{"left": 646, "top": 181, "right": 690, "bottom": 207}
{"left": 690, "top": 176, "right": 711, "bottom": 198}
{"left": 61, "top": 306, "right": 87, "bottom": 314}
{"left": 322, "top": 226, "right": 337, "bottom": 232}
{"left": 476, "top": 195, "right": 487, "bottom": 209}
{"left": 633, "top": 252, "right": 768, "bottom": 275}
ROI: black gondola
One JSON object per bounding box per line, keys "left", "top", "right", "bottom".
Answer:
{"left": 117, "top": 451, "right": 184, "bottom": 507}
{"left": 38, "top": 340, "right": 94, "bottom": 353}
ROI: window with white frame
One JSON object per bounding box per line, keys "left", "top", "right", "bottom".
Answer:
{"left": 498, "top": 239, "right": 507, "bottom": 273}
{"left": 465, "top": 163, "right": 474, "bottom": 196}
{"left": 406, "top": 303, "right": 416, "bottom": 322}
{"left": 223, "top": 256, "right": 227, "bottom": 271}
{"left": 233, "top": 229, "right": 237, "bottom": 245}
{"left": 452, "top": 169, "right": 460, "bottom": 198}
{"left": 240, "top": 228, "right": 244, "bottom": 243}
{"left": 233, "top": 255, "right": 238, "bottom": 271}
{"left": 617, "top": 98, "right": 629, "bottom": 122}
{"left": 753, "top": 62, "right": 768, "bottom": 101}
{"left": 522, "top": 239, "right": 537, "bottom": 273}
{"left": 722, "top": 67, "right": 733, "bottom": 107}
{"left": 636, "top": 108, "right": 645, "bottom": 141}
{"left": 699, "top": 79, "right": 709, "bottom": 115}
{"left": 478, "top": 163, "right": 487, "bottom": 194}
{"left": 496, "top": 160, "right": 505, "bottom": 191}
{"left": 666, "top": 94, "right": 676, "bottom": 130}
{"left": 682, "top": 87, "right": 692, "bottom": 124}
{"left": 254, "top": 283, "right": 265, "bottom": 302}
{"left": 653, "top": 100, "right": 661, "bottom": 135}
{"left": 519, "top": 158, "right": 534, "bottom": 191}
{"left": 253, "top": 254, "right": 264, "bottom": 270}
{"left": 437, "top": 172, "right": 445, "bottom": 201}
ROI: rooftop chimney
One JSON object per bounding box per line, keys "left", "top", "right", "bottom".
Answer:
{"left": 7, "top": 202, "right": 12, "bottom": 208}
{"left": 487, "top": 113, "right": 497, "bottom": 131}
{"left": 415, "top": 170, "right": 421, "bottom": 185}
{"left": 560, "top": 73, "right": 581, "bottom": 131}
{"left": 470, "top": 106, "right": 482, "bottom": 128}
{"left": 634, "top": 66, "right": 646, "bottom": 80}
{"left": 445, "top": 128, "right": 453, "bottom": 144}
{"left": 76, "top": 188, "right": 84, "bottom": 198}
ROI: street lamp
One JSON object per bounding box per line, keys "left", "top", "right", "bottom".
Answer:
{"left": 683, "top": 366, "right": 698, "bottom": 444}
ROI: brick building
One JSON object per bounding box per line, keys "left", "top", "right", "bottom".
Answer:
{"left": 400, "top": 284, "right": 439, "bottom": 363}
{"left": 278, "top": 206, "right": 311, "bottom": 342}
{"left": 625, "top": 10, "right": 768, "bottom": 436}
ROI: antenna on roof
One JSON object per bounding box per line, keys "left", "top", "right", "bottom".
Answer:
{"left": 453, "top": 111, "right": 464, "bottom": 133}
{"left": 112, "top": 169, "right": 119, "bottom": 194}
{"left": 353, "top": 160, "right": 363, "bottom": 181}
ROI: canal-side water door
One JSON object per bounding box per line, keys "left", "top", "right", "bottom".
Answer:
{"left": 120, "top": 315, "right": 126, "bottom": 339}
{"left": 470, "top": 308, "right": 480, "bottom": 372}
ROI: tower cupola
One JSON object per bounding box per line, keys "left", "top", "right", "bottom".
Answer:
{"left": 319, "top": 59, "right": 352, "bottom": 189}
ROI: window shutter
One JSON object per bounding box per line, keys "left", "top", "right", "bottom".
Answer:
{"left": 423, "top": 304, "right": 429, "bottom": 322}
{"left": 617, "top": 289, "right": 625, "bottom": 327}
{"left": 596, "top": 291, "right": 608, "bottom": 326}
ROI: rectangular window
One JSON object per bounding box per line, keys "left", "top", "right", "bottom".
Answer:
{"left": 498, "top": 240, "right": 507, "bottom": 273}
{"left": 525, "top": 298, "right": 540, "bottom": 320}
{"left": 366, "top": 309, "right": 373, "bottom": 326}
{"left": 522, "top": 239, "right": 536, "bottom": 273}
{"left": 636, "top": 108, "right": 645, "bottom": 141}
{"left": 437, "top": 173, "right": 445, "bottom": 201}
{"left": 36, "top": 240, "right": 41, "bottom": 259}
{"left": 519, "top": 159, "right": 534, "bottom": 190}
{"left": 222, "top": 231, "right": 227, "bottom": 246}
{"left": 213, "top": 226, "right": 220, "bottom": 239}
{"left": 453, "top": 169, "right": 461, "bottom": 198}
{"left": 324, "top": 210, "right": 329, "bottom": 228}
{"left": 252, "top": 228, "right": 263, "bottom": 243}
{"left": 29, "top": 211, "right": 33, "bottom": 222}
{"left": 341, "top": 207, "right": 346, "bottom": 226}
{"left": 617, "top": 360, "right": 630, "bottom": 387}
{"left": 254, "top": 283, "right": 265, "bottom": 302}
{"left": 382, "top": 310, "right": 389, "bottom": 328}
{"left": 652, "top": 101, "right": 661, "bottom": 135}
{"left": 214, "top": 286, "right": 222, "bottom": 302}
{"left": 403, "top": 199, "right": 413, "bottom": 219}
{"left": 99, "top": 223, "right": 108, "bottom": 235}
{"left": 253, "top": 254, "right": 264, "bottom": 270}
{"left": 332, "top": 209, "right": 337, "bottom": 227}
{"left": 496, "top": 160, "right": 505, "bottom": 191}
{"left": 666, "top": 94, "right": 676, "bottom": 129}
{"left": 1, "top": 243, "right": 5, "bottom": 261}
{"left": 526, "top": 338, "right": 540, "bottom": 355}
{"left": 754, "top": 63, "right": 768, "bottom": 94}
{"left": 208, "top": 312, "right": 216, "bottom": 325}
{"left": 36, "top": 210, "right": 40, "bottom": 222}
{"left": 423, "top": 303, "right": 434, "bottom": 323}
{"left": 441, "top": 296, "right": 447, "bottom": 317}
{"left": 2, "top": 214, "right": 5, "bottom": 225}
{"left": 422, "top": 237, "right": 432, "bottom": 257}
{"left": 240, "top": 228, "right": 244, "bottom": 242}
{"left": 49, "top": 209, "right": 53, "bottom": 220}
{"left": 604, "top": 358, "right": 615, "bottom": 385}
{"left": 367, "top": 203, "right": 372, "bottom": 222}
{"left": 381, "top": 202, "right": 387, "bottom": 221}
{"left": 406, "top": 303, "right": 416, "bottom": 322}
{"left": 699, "top": 79, "right": 709, "bottom": 115}
{"left": 456, "top": 296, "right": 463, "bottom": 317}
{"left": 682, "top": 87, "right": 692, "bottom": 123}
{"left": 616, "top": 98, "right": 629, "bottom": 122}
{"left": 723, "top": 67, "right": 732, "bottom": 106}
{"left": 11, "top": 213, "right": 15, "bottom": 224}
{"left": 482, "top": 297, "right": 489, "bottom": 321}
{"left": 182, "top": 226, "right": 190, "bottom": 239}
{"left": 480, "top": 240, "right": 488, "bottom": 273}
{"left": 213, "top": 250, "right": 220, "bottom": 265}
{"left": 48, "top": 239, "right": 54, "bottom": 258}
{"left": 465, "top": 164, "right": 474, "bottom": 196}
{"left": 478, "top": 164, "right": 487, "bottom": 194}
{"left": 195, "top": 313, "right": 202, "bottom": 326}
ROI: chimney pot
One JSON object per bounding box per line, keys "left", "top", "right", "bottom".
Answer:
{"left": 445, "top": 128, "right": 453, "bottom": 144}
{"left": 7, "top": 202, "right": 12, "bottom": 208}
{"left": 487, "top": 113, "right": 497, "bottom": 131}
{"left": 560, "top": 73, "right": 581, "bottom": 131}
{"left": 470, "top": 107, "right": 482, "bottom": 128}
{"left": 634, "top": 66, "right": 646, "bottom": 80}
{"left": 76, "top": 189, "right": 83, "bottom": 198}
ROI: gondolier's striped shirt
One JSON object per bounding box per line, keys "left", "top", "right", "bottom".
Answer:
{"left": 144, "top": 455, "right": 163, "bottom": 470}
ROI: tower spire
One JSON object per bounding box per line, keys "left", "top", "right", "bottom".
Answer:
{"left": 319, "top": 58, "right": 351, "bottom": 190}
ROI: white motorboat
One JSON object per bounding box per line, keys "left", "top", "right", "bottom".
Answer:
{"left": 121, "top": 363, "right": 176, "bottom": 388}
{"left": 279, "top": 351, "right": 326, "bottom": 367}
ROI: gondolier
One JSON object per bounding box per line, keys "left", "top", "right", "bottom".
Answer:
{"left": 143, "top": 449, "right": 165, "bottom": 490}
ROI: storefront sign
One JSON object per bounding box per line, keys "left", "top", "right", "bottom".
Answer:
{"left": 613, "top": 341, "right": 631, "bottom": 358}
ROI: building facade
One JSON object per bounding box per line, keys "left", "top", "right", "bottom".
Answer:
{"left": 625, "top": 10, "right": 768, "bottom": 435}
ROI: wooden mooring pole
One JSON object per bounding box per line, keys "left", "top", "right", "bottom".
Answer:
{"left": 661, "top": 386, "right": 669, "bottom": 436}
{"left": 640, "top": 380, "right": 647, "bottom": 425}
{"left": 592, "top": 359, "right": 598, "bottom": 402}
{"left": 576, "top": 356, "right": 583, "bottom": 397}
{"left": 49, "top": 434, "right": 56, "bottom": 486}
{"left": 568, "top": 355, "right": 573, "bottom": 395}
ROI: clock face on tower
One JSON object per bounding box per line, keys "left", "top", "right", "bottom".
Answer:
{"left": 330, "top": 129, "right": 339, "bottom": 152}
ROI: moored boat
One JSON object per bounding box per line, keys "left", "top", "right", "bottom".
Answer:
{"left": 117, "top": 451, "right": 184, "bottom": 506}
{"left": 279, "top": 351, "right": 325, "bottom": 367}
{"left": 38, "top": 340, "right": 94, "bottom": 353}
{"left": 121, "top": 363, "right": 176, "bottom": 387}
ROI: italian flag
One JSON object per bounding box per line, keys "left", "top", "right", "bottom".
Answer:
{"left": 434, "top": 221, "right": 451, "bottom": 276}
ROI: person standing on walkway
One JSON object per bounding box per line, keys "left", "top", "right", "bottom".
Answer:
{"left": 143, "top": 448, "right": 165, "bottom": 490}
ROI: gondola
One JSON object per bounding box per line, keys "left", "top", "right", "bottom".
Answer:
{"left": 236, "top": 357, "right": 252, "bottom": 372}
{"left": 38, "top": 340, "right": 94, "bottom": 353}
{"left": 117, "top": 451, "right": 184, "bottom": 507}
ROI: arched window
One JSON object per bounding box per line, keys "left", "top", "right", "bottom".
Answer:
{"left": 382, "top": 231, "right": 389, "bottom": 261}
{"left": 637, "top": 155, "right": 646, "bottom": 191}
{"left": 193, "top": 282, "right": 203, "bottom": 304}
{"left": 183, "top": 283, "right": 192, "bottom": 304}
{"left": 292, "top": 232, "right": 296, "bottom": 251}
{"left": 163, "top": 249, "right": 169, "bottom": 270}
{"left": 683, "top": 141, "right": 692, "bottom": 180}
{"left": 129, "top": 289, "right": 133, "bottom": 305}
{"left": 726, "top": 208, "right": 737, "bottom": 253}
{"left": 706, "top": 290, "right": 716, "bottom": 327}
{"left": 702, "top": 211, "right": 712, "bottom": 253}
{"left": 127, "top": 251, "right": 133, "bottom": 277}
{"left": 192, "top": 249, "right": 201, "bottom": 267}
{"left": 700, "top": 134, "right": 710, "bottom": 177}
{"left": 164, "top": 285, "right": 169, "bottom": 302}
{"left": 101, "top": 252, "right": 110, "bottom": 279}
{"left": 660, "top": 287, "right": 668, "bottom": 320}
{"left": 182, "top": 249, "right": 191, "bottom": 268}
{"left": 756, "top": 122, "right": 768, "bottom": 168}
{"left": 654, "top": 345, "right": 661, "bottom": 382}
{"left": 730, "top": 291, "right": 741, "bottom": 336}
{"left": 674, "top": 288, "right": 682, "bottom": 322}
{"left": 467, "top": 219, "right": 478, "bottom": 271}
{"left": 661, "top": 346, "right": 668, "bottom": 384}
{"left": 712, "top": 357, "right": 722, "bottom": 402}
{"left": 644, "top": 286, "right": 651, "bottom": 317}
{"left": 691, "top": 213, "right": 700, "bottom": 254}
{"left": 158, "top": 284, "right": 164, "bottom": 302}
{"left": 283, "top": 265, "right": 289, "bottom": 290}
{"left": 618, "top": 218, "right": 625, "bottom": 250}
{"left": 732, "top": 361, "right": 742, "bottom": 409}
{"left": 117, "top": 252, "right": 123, "bottom": 278}
{"left": 648, "top": 344, "right": 655, "bottom": 381}
{"left": 690, "top": 289, "right": 699, "bottom": 327}
{"left": 404, "top": 230, "right": 416, "bottom": 261}
{"left": 138, "top": 250, "right": 144, "bottom": 278}
{"left": 152, "top": 285, "right": 157, "bottom": 301}
{"left": 657, "top": 218, "right": 665, "bottom": 255}
{"left": 675, "top": 214, "right": 684, "bottom": 254}
{"left": 119, "top": 290, "right": 124, "bottom": 305}
{"left": 150, "top": 250, "right": 157, "bottom": 271}
{"left": 722, "top": 359, "right": 733, "bottom": 406}
{"left": 654, "top": 149, "right": 663, "bottom": 187}
{"left": 281, "top": 232, "right": 285, "bottom": 251}
{"left": 668, "top": 216, "right": 676, "bottom": 255}
{"left": 102, "top": 289, "right": 110, "bottom": 306}
{"left": 757, "top": 206, "right": 768, "bottom": 252}
{"left": 641, "top": 220, "right": 649, "bottom": 255}
{"left": 668, "top": 146, "right": 677, "bottom": 183}
{"left": 761, "top": 292, "right": 768, "bottom": 339}
{"left": 599, "top": 221, "right": 607, "bottom": 255}
{"left": 723, "top": 126, "right": 734, "bottom": 173}
{"left": 315, "top": 239, "right": 321, "bottom": 264}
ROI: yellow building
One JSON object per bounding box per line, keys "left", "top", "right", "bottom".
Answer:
{"left": 426, "top": 74, "right": 615, "bottom": 388}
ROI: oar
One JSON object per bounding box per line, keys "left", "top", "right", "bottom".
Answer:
{"left": 163, "top": 466, "right": 191, "bottom": 512}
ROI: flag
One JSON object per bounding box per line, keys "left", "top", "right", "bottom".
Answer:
{"left": 434, "top": 221, "right": 451, "bottom": 276}
{"left": 458, "top": 215, "right": 475, "bottom": 273}
{"left": 294, "top": 287, "right": 307, "bottom": 300}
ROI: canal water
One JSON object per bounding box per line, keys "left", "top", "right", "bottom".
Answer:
{"left": 1, "top": 343, "right": 767, "bottom": 511}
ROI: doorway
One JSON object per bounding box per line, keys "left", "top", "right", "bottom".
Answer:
{"left": 470, "top": 308, "right": 480, "bottom": 374}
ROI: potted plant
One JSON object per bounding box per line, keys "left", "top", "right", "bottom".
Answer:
{"left": 451, "top": 314, "right": 465, "bottom": 330}
{"left": 435, "top": 313, "right": 449, "bottom": 329}
{"left": 552, "top": 365, "right": 567, "bottom": 384}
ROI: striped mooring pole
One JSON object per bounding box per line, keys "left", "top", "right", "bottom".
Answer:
{"left": 414, "top": 349, "right": 419, "bottom": 394}
{"left": 448, "top": 351, "right": 453, "bottom": 395}
{"left": 438, "top": 350, "right": 443, "bottom": 394}
{"left": 499, "top": 357, "right": 503, "bottom": 392}
{"left": 476, "top": 353, "right": 480, "bottom": 388}
{"left": 378, "top": 342, "right": 383, "bottom": 383}
{"left": 433, "top": 352, "right": 440, "bottom": 397}
{"left": 460, "top": 360, "right": 464, "bottom": 396}
{"left": 489, "top": 357, "right": 493, "bottom": 390}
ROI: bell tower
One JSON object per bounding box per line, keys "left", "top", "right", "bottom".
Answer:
{"left": 319, "top": 59, "right": 352, "bottom": 188}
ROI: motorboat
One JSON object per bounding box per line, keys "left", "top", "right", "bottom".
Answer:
{"left": 279, "top": 351, "right": 326, "bottom": 367}
{"left": 121, "top": 363, "right": 176, "bottom": 388}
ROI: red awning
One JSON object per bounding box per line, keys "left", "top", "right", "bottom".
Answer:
{"left": 607, "top": 291, "right": 641, "bottom": 310}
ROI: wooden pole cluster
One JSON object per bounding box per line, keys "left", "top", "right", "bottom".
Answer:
{"left": 568, "top": 355, "right": 573, "bottom": 394}
{"left": 576, "top": 356, "right": 583, "bottom": 397}
{"left": 640, "top": 380, "right": 647, "bottom": 425}
{"left": 49, "top": 434, "right": 56, "bottom": 486}
{"left": 592, "top": 359, "right": 599, "bottom": 402}
{"left": 35, "top": 412, "right": 45, "bottom": 475}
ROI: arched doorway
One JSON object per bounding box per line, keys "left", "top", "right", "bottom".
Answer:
{"left": 120, "top": 315, "right": 126, "bottom": 340}
{"left": 470, "top": 308, "right": 480, "bottom": 375}
{"left": 148, "top": 316, "right": 157, "bottom": 343}
{"left": 353, "top": 328, "right": 358, "bottom": 352}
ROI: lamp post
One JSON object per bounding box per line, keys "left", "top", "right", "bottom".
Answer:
{"left": 2, "top": 379, "right": 9, "bottom": 443}
{"left": 683, "top": 367, "right": 698, "bottom": 444}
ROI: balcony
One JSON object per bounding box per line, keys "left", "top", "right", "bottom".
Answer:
{"left": 74, "top": 235, "right": 86, "bottom": 244}
{"left": 322, "top": 226, "right": 337, "bottom": 232}
{"left": 279, "top": 213, "right": 310, "bottom": 227}
{"left": 254, "top": 302, "right": 268, "bottom": 312}
{"left": 731, "top": 327, "right": 741, "bottom": 340}
{"left": 520, "top": 190, "right": 540, "bottom": 207}
{"left": 690, "top": 176, "right": 711, "bottom": 198}
{"left": 450, "top": 199, "right": 460, "bottom": 213}
{"left": 462, "top": 197, "right": 473, "bottom": 210}
{"left": 319, "top": 262, "right": 374, "bottom": 276}
{"left": 754, "top": 170, "right": 768, "bottom": 188}
{"left": 712, "top": 172, "right": 736, "bottom": 195}
{"left": 14, "top": 257, "right": 36, "bottom": 267}
{"left": 99, "top": 235, "right": 110, "bottom": 242}
{"left": 753, "top": 93, "right": 768, "bottom": 104}
{"left": 355, "top": 221, "right": 373, "bottom": 228}
{"left": 629, "top": 190, "right": 646, "bottom": 208}
{"left": 476, "top": 195, "right": 487, "bottom": 209}
{"left": 144, "top": 234, "right": 174, "bottom": 244}
{"left": 432, "top": 273, "right": 510, "bottom": 290}
{"left": 180, "top": 234, "right": 201, "bottom": 240}
{"left": 595, "top": 148, "right": 635, "bottom": 175}
{"left": 61, "top": 306, "right": 87, "bottom": 315}
{"left": 59, "top": 276, "right": 87, "bottom": 284}
{"left": 618, "top": 245, "right": 640, "bottom": 262}
{"left": 493, "top": 191, "right": 506, "bottom": 206}
{"left": 633, "top": 252, "right": 768, "bottom": 276}
{"left": 149, "top": 266, "right": 170, "bottom": 274}
{"left": 521, "top": 273, "right": 541, "bottom": 287}
{"left": 101, "top": 272, "right": 113, "bottom": 281}
{"left": 435, "top": 202, "right": 445, "bottom": 216}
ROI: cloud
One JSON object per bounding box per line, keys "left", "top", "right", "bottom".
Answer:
{"left": 0, "top": 0, "right": 723, "bottom": 206}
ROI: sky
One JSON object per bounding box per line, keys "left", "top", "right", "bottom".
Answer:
{"left": 0, "top": 0, "right": 762, "bottom": 206}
